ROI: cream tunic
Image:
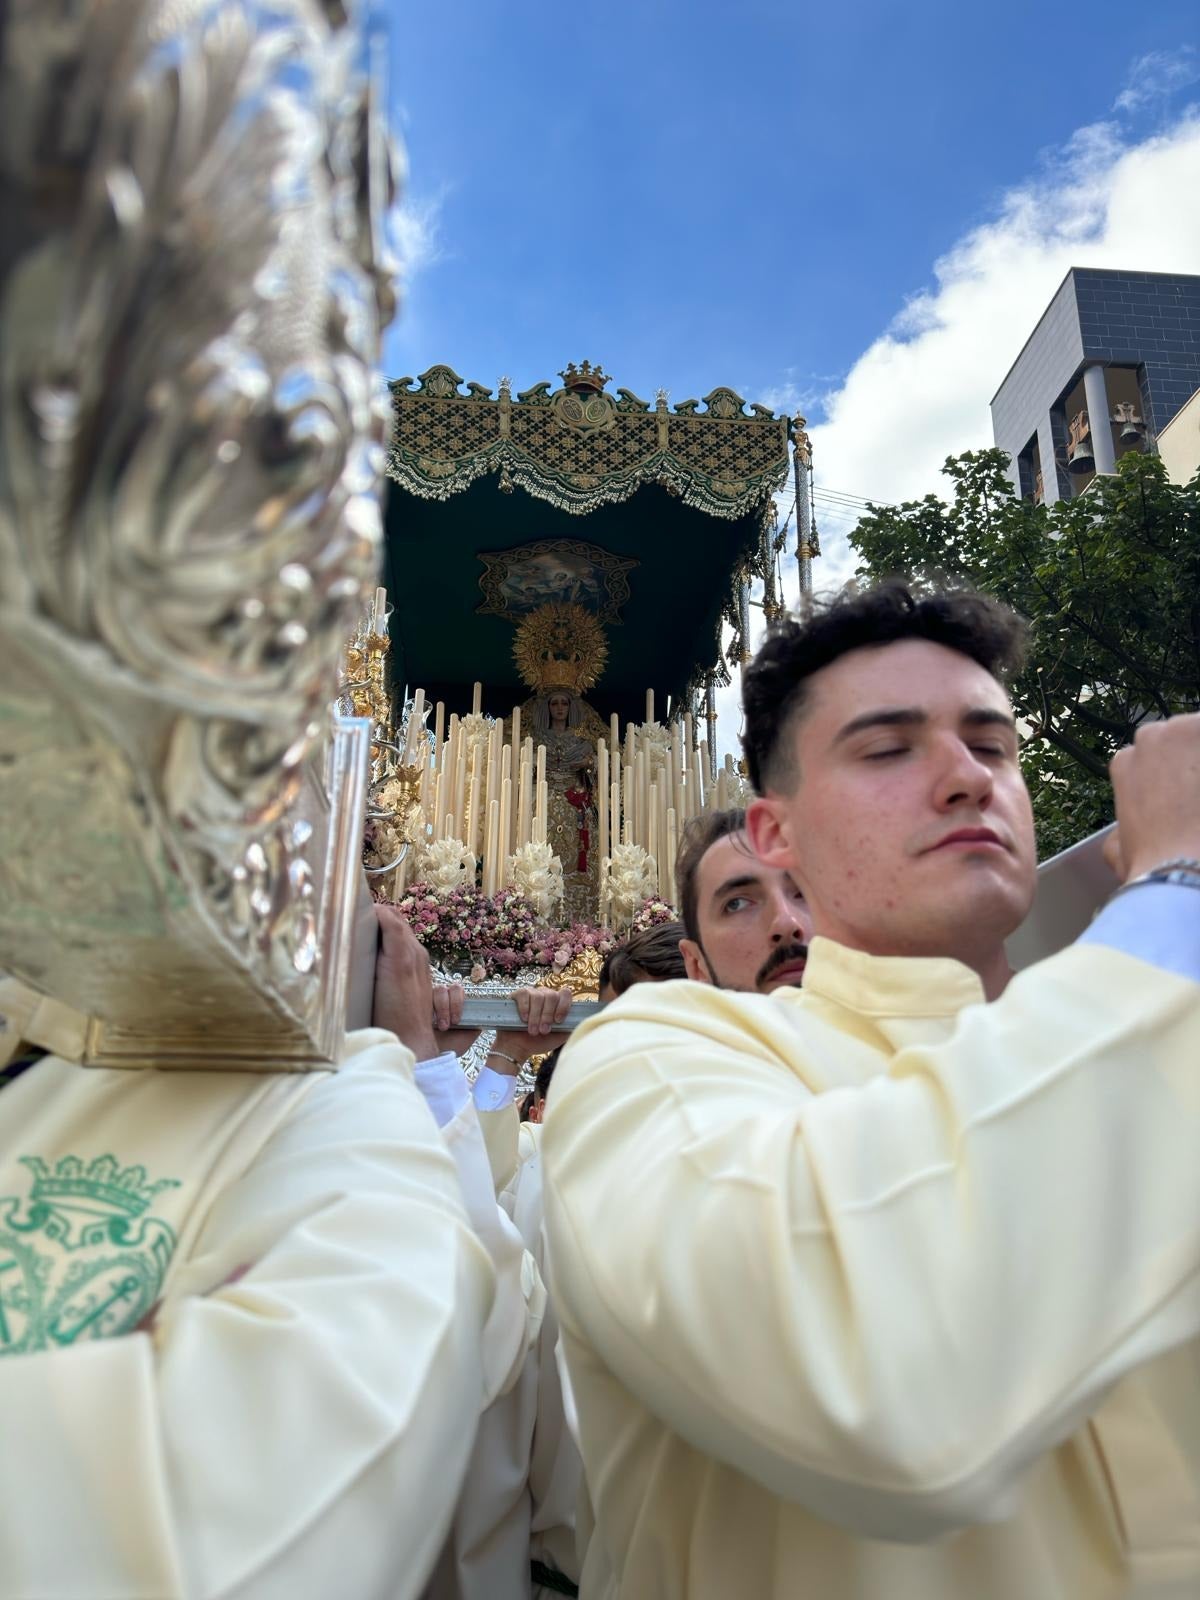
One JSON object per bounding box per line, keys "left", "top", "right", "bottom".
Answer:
{"left": 543, "top": 939, "right": 1200, "bottom": 1599}
{"left": 0, "top": 1028, "right": 495, "bottom": 1600}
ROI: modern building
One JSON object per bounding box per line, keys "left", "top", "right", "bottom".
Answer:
{"left": 990, "top": 267, "right": 1200, "bottom": 502}
{"left": 1157, "top": 385, "right": 1200, "bottom": 486}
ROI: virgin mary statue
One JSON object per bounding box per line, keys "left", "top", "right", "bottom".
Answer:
{"left": 529, "top": 689, "right": 600, "bottom": 921}
{"left": 513, "top": 603, "right": 611, "bottom": 923}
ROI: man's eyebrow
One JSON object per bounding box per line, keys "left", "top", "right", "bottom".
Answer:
{"left": 962, "top": 707, "right": 1017, "bottom": 731}
{"left": 832, "top": 707, "right": 926, "bottom": 745}
{"left": 709, "top": 873, "right": 760, "bottom": 903}
{"left": 832, "top": 705, "right": 1017, "bottom": 746}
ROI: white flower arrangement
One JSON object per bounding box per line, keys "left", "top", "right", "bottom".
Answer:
{"left": 508, "top": 840, "right": 564, "bottom": 920}
{"left": 603, "top": 842, "right": 659, "bottom": 927}
{"left": 417, "top": 836, "right": 477, "bottom": 894}
{"left": 629, "top": 720, "right": 674, "bottom": 779}
{"left": 458, "top": 712, "right": 492, "bottom": 754}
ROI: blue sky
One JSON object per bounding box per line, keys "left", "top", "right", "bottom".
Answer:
{"left": 387, "top": 3, "right": 1197, "bottom": 425}
{"left": 386, "top": 7, "right": 1200, "bottom": 753}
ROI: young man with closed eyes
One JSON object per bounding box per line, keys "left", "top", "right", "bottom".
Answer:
{"left": 541, "top": 578, "right": 1200, "bottom": 1600}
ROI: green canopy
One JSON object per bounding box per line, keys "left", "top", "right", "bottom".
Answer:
{"left": 383, "top": 363, "right": 797, "bottom": 724}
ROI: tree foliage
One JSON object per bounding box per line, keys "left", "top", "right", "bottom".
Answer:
{"left": 849, "top": 449, "right": 1200, "bottom": 857}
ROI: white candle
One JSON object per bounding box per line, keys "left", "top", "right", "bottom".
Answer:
{"left": 517, "top": 752, "right": 531, "bottom": 848}
{"left": 511, "top": 705, "right": 521, "bottom": 762}
{"left": 483, "top": 723, "right": 498, "bottom": 862}
{"left": 499, "top": 773, "right": 512, "bottom": 884}
{"left": 597, "top": 740, "right": 609, "bottom": 870}
{"left": 535, "top": 779, "right": 548, "bottom": 845}
{"left": 466, "top": 748, "right": 481, "bottom": 857}
{"left": 373, "top": 585, "right": 387, "bottom": 633}
{"left": 452, "top": 725, "right": 466, "bottom": 841}
{"left": 472, "top": 681, "right": 482, "bottom": 716}
{"left": 645, "top": 688, "right": 654, "bottom": 725}
{"left": 500, "top": 744, "right": 512, "bottom": 854}
{"left": 432, "top": 770, "right": 445, "bottom": 842}
{"left": 610, "top": 712, "right": 619, "bottom": 760}
{"left": 484, "top": 799, "right": 500, "bottom": 898}
{"left": 638, "top": 750, "right": 649, "bottom": 851}
{"left": 666, "top": 806, "right": 678, "bottom": 905}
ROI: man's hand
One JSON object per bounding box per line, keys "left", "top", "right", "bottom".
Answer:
{"left": 374, "top": 908, "right": 488, "bottom": 1059}
{"left": 374, "top": 907, "right": 443, "bottom": 1063}
{"left": 489, "top": 986, "right": 573, "bottom": 1072}
{"left": 430, "top": 980, "right": 486, "bottom": 1060}
{"left": 1109, "top": 713, "right": 1200, "bottom": 880}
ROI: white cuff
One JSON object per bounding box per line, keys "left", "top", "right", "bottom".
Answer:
{"left": 412, "top": 1052, "right": 470, "bottom": 1128}
{"left": 473, "top": 1065, "right": 517, "bottom": 1112}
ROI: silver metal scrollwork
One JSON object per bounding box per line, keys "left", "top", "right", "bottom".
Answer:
{"left": 0, "top": 0, "right": 397, "bottom": 1069}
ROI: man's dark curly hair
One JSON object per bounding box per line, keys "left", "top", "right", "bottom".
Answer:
{"left": 742, "top": 579, "right": 1028, "bottom": 793}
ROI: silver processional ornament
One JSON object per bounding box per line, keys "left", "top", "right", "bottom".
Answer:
{"left": 0, "top": 0, "right": 399, "bottom": 1070}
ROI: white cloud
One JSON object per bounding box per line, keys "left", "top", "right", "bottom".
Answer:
{"left": 804, "top": 104, "right": 1200, "bottom": 589}
{"left": 712, "top": 100, "right": 1200, "bottom": 767}
{"left": 1114, "top": 46, "right": 1199, "bottom": 114}
{"left": 389, "top": 191, "right": 445, "bottom": 287}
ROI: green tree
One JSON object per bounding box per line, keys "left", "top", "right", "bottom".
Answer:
{"left": 849, "top": 449, "right": 1200, "bottom": 857}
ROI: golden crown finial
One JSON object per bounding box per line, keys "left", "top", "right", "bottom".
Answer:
{"left": 559, "top": 360, "right": 610, "bottom": 395}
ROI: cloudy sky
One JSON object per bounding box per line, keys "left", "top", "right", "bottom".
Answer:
{"left": 387, "top": 7, "right": 1200, "bottom": 754}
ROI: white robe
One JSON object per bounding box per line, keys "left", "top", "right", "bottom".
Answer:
{"left": 419, "top": 1087, "right": 547, "bottom": 1600}
{"left": 0, "top": 1027, "right": 495, "bottom": 1600}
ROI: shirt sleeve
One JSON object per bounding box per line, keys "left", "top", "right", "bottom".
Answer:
{"left": 1079, "top": 880, "right": 1200, "bottom": 983}
{"left": 413, "top": 1052, "right": 544, "bottom": 1403}
{"left": 0, "top": 1030, "right": 497, "bottom": 1600}
{"left": 413, "top": 1050, "right": 471, "bottom": 1127}
{"left": 473, "top": 1064, "right": 517, "bottom": 1111}
{"left": 542, "top": 949, "right": 1200, "bottom": 1542}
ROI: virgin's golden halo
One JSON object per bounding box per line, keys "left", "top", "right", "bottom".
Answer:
{"left": 513, "top": 602, "right": 608, "bottom": 696}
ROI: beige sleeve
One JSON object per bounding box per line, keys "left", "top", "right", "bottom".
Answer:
{"left": 478, "top": 1101, "right": 520, "bottom": 1196}
{"left": 0, "top": 1034, "right": 496, "bottom": 1600}
{"left": 543, "top": 948, "right": 1200, "bottom": 1541}
{"left": 440, "top": 1095, "right": 545, "bottom": 1403}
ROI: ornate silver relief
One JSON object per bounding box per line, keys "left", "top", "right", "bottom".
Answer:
{"left": 0, "top": 0, "right": 396, "bottom": 1068}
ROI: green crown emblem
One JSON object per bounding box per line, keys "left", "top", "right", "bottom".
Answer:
{"left": 21, "top": 1155, "right": 180, "bottom": 1218}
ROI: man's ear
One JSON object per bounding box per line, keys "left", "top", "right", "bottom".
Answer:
{"left": 679, "top": 939, "right": 713, "bottom": 985}
{"left": 746, "top": 795, "right": 793, "bottom": 871}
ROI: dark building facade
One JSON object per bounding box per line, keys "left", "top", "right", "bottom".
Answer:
{"left": 990, "top": 267, "right": 1200, "bottom": 503}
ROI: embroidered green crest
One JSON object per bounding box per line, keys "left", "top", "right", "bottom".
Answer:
{"left": 0, "top": 1154, "right": 180, "bottom": 1353}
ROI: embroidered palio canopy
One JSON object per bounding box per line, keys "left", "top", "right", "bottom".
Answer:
{"left": 384, "top": 363, "right": 803, "bottom": 724}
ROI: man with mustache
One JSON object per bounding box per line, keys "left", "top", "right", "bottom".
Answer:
{"left": 675, "top": 810, "right": 812, "bottom": 993}
{"left": 541, "top": 579, "right": 1200, "bottom": 1600}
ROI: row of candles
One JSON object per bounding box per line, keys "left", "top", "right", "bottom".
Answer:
{"left": 387, "top": 680, "right": 741, "bottom": 915}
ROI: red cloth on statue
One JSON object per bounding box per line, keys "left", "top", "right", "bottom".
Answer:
{"left": 566, "top": 787, "right": 590, "bottom": 872}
